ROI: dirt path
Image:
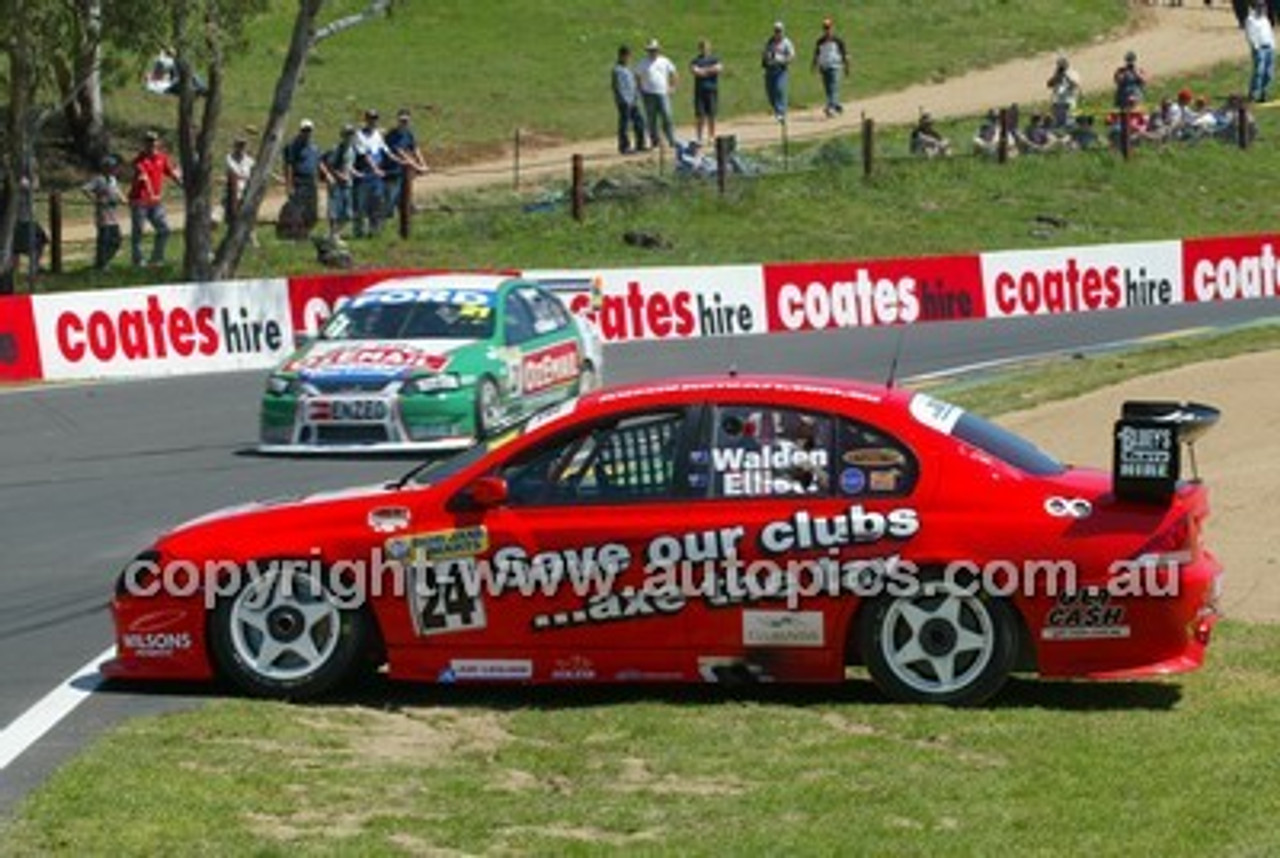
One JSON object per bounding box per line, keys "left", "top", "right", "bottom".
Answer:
{"left": 1000, "top": 350, "right": 1280, "bottom": 623}
{"left": 56, "top": 5, "right": 1247, "bottom": 247}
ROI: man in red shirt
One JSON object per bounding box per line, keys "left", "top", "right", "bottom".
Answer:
{"left": 129, "top": 131, "right": 182, "bottom": 267}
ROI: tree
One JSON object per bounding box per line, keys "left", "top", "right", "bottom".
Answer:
{"left": 212, "top": 0, "right": 393, "bottom": 280}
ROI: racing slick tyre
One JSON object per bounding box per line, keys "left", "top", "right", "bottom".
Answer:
{"left": 578, "top": 360, "right": 599, "bottom": 395}
{"left": 209, "top": 564, "right": 370, "bottom": 700}
{"left": 859, "top": 577, "right": 1018, "bottom": 706}
{"left": 475, "top": 376, "right": 502, "bottom": 439}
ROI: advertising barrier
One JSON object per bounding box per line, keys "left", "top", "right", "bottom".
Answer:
{"left": 31, "top": 279, "right": 293, "bottom": 381}
{"left": 3, "top": 231, "right": 1278, "bottom": 385}
{"left": 0, "top": 295, "right": 43, "bottom": 383}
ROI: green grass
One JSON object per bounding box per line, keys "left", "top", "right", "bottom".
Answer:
{"left": 108, "top": 0, "right": 1127, "bottom": 164}
{"left": 4, "top": 621, "right": 1280, "bottom": 854}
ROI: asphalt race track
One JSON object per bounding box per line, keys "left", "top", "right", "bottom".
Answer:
{"left": 0, "top": 299, "right": 1274, "bottom": 813}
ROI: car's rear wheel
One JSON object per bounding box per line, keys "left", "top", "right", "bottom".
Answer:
{"left": 475, "top": 376, "right": 502, "bottom": 438}
{"left": 860, "top": 578, "right": 1017, "bottom": 706}
{"left": 210, "top": 565, "right": 369, "bottom": 699}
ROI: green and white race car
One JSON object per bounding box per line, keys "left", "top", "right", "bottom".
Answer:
{"left": 259, "top": 274, "right": 603, "bottom": 453}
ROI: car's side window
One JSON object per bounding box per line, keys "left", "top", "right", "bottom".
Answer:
{"left": 501, "top": 410, "right": 692, "bottom": 506}
{"left": 694, "top": 406, "right": 835, "bottom": 499}
{"left": 519, "top": 286, "right": 569, "bottom": 337}
{"left": 504, "top": 291, "right": 537, "bottom": 345}
{"left": 689, "top": 405, "right": 919, "bottom": 500}
{"left": 833, "top": 417, "right": 919, "bottom": 498}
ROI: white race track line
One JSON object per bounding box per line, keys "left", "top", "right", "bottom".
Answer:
{"left": 0, "top": 646, "right": 114, "bottom": 771}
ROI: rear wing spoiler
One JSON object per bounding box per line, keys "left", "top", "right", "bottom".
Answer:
{"left": 1113, "top": 401, "right": 1220, "bottom": 503}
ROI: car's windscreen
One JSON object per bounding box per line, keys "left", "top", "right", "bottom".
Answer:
{"left": 397, "top": 442, "right": 492, "bottom": 488}
{"left": 952, "top": 412, "right": 1066, "bottom": 476}
{"left": 322, "top": 297, "right": 495, "bottom": 341}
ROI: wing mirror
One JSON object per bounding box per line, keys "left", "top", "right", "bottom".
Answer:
{"left": 467, "top": 475, "right": 509, "bottom": 508}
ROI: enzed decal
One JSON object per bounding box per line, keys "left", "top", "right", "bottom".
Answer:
{"left": 1042, "top": 590, "right": 1130, "bottom": 640}
{"left": 368, "top": 506, "right": 411, "bottom": 533}
{"left": 742, "top": 610, "right": 825, "bottom": 648}
{"left": 449, "top": 658, "right": 533, "bottom": 681}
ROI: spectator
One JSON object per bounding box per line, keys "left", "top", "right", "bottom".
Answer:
{"left": 352, "top": 108, "right": 388, "bottom": 237}
{"left": 320, "top": 124, "right": 360, "bottom": 239}
{"left": 283, "top": 118, "right": 321, "bottom": 229}
{"left": 1047, "top": 56, "right": 1083, "bottom": 127}
{"left": 689, "top": 39, "right": 723, "bottom": 143}
{"left": 82, "top": 155, "right": 125, "bottom": 270}
{"left": 612, "top": 45, "right": 646, "bottom": 154}
{"left": 384, "top": 108, "right": 429, "bottom": 217}
{"left": 1113, "top": 50, "right": 1147, "bottom": 108}
{"left": 972, "top": 109, "right": 1011, "bottom": 158}
{"left": 8, "top": 166, "right": 48, "bottom": 277}
{"left": 223, "top": 136, "right": 254, "bottom": 224}
{"left": 1070, "top": 115, "right": 1102, "bottom": 150}
{"left": 637, "top": 39, "right": 678, "bottom": 149}
{"left": 811, "top": 17, "right": 850, "bottom": 118}
{"left": 1246, "top": 0, "right": 1276, "bottom": 103}
{"left": 128, "top": 130, "right": 182, "bottom": 268}
{"left": 762, "top": 21, "right": 796, "bottom": 122}
{"left": 909, "top": 112, "right": 951, "bottom": 157}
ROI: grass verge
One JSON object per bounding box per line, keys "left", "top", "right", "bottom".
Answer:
{"left": 3, "top": 621, "right": 1279, "bottom": 855}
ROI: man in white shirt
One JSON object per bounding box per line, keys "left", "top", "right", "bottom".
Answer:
{"left": 637, "top": 39, "right": 678, "bottom": 148}
{"left": 1046, "top": 56, "right": 1083, "bottom": 128}
{"left": 762, "top": 21, "right": 796, "bottom": 121}
{"left": 1246, "top": 1, "right": 1276, "bottom": 103}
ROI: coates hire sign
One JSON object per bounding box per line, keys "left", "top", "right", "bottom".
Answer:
{"left": 980, "top": 241, "right": 1183, "bottom": 318}
{"left": 524, "top": 265, "right": 769, "bottom": 342}
{"left": 32, "top": 279, "right": 294, "bottom": 381}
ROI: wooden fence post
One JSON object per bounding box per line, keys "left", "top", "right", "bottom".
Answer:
{"left": 862, "top": 116, "right": 874, "bottom": 178}
{"left": 571, "top": 154, "right": 584, "bottom": 222}
{"left": 49, "top": 191, "right": 62, "bottom": 275}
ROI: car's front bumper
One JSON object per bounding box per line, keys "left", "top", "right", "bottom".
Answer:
{"left": 260, "top": 388, "right": 477, "bottom": 452}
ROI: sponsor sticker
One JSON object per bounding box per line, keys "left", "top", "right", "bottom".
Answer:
{"left": 400, "top": 526, "right": 489, "bottom": 562}
{"left": 839, "top": 467, "right": 867, "bottom": 495}
{"left": 742, "top": 610, "right": 825, "bottom": 648}
{"left": 550, "top": 655, "right": 596, "bottom": 680}
{"left": 909, "top": 393, "right": 963, "bottom": 435}
{"left": 843, "top": 447, "right": 906, "bottom": 467}
{"left": 368, "top": 506, "right": 411, "bottom": 533}
{"left": 1042, "top": 591, "right": 1130, "bottom": 640}
{"left": 520, "top": 341, "right": 580, "bottom": 394}
{"left": 449, "top": 659, "right": 533, "bottom": 681}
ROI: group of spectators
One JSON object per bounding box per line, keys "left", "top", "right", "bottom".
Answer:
{"left": 72, "top": 108, "right": 431, "bottom": 274}
{"left": 910, "top": 38, "right": 1262, "bottom": 162}
{"left": 280, "top": 109, "right": 429, "bottom": 242}
{"left": 610, "top": 18, "right": 851, "bottom": 155}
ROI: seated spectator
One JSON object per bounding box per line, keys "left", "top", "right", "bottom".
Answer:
{"left": 972, "top": 109, "right": 1010, "bottom": 158}
{"left": 1070, "top": 115, "right": 1102, "bottom": 150}
{"left": 910, "top": 113, "right": 951, "bottom": 158}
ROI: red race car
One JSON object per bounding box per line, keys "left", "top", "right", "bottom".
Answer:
{"left": 103, "top": 376, "right": 1222, "bottom": 705}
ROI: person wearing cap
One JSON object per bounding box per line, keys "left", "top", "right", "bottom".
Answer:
{"left": 283, "top": 118, "right": 322, "bottom": 229}
{"left": 762, "top": 21, "right": 796, "bottom": 122}
{"left": 689, "top": 39, "right": 723, "bottom": 143}
{"left": 636, "top": 38, "right": 678, "bottom": 149}
{"left": 1112, "top": 50, "right": 1147, "bottom": 109}
{"left": 319, "top": 125, "right": 361, "bottom": 238}
{"left": 82, "top": 155, "right": 125, "bottom": 269}
{"left": 384, "top": 109, "right": 429, "bottom": 218}
{"left": 1046, "top": 55, "right": 1083, "bottom": 128}
{"left": 811, "top": 17, "right": 849, "bottom": 118}
{"left": 612, "top": 45, "right": 647, "bottom": 154}
{"left": 353, "top": 108, "right": 388, "bottom": 236}
{"left": 223, "top": 136, "right": 256, "bottom": 242}
{"left": 1245, "top": 0, "right": 1276, "bottom": 103}
{"left": 128, "top": 130, "right": 182, "bottom": 268}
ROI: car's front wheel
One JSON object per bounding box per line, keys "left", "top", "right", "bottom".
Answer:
{"left": 209, "top": 565, "right": 369, "bottom": 699}
{"left": 859, "top": 578, "right": 1017, "bottom": 706}
{"left": 474, "top": 376, "right": 502, "bottom": 439}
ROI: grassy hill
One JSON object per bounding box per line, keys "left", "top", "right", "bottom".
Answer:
{"left": 109, "top": 0, "right": 1128, "bottom": 164}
